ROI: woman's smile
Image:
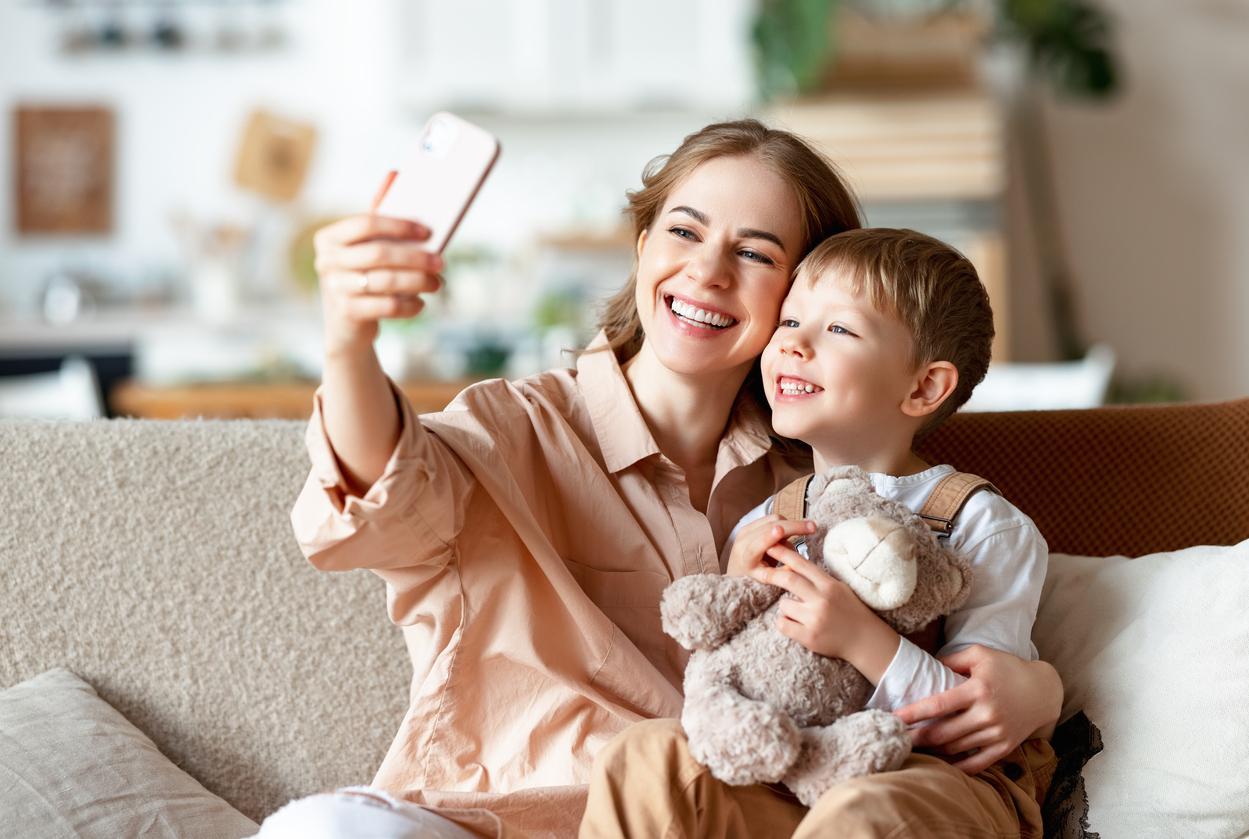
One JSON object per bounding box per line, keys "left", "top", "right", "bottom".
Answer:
{"left": 665, "top": 294, "right": 739, "bottom": 331}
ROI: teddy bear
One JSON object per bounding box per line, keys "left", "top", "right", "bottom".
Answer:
{"left": 659, "top": 465, "right": 973, "bottom": 807}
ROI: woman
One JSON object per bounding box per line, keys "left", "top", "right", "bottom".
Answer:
{"left": 268, "top": 120, "right": 1060, "bottom": 839}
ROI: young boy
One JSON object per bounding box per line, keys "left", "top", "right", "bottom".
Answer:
{"left": 579, "top": 228, "right": 1055, "bottom": 839}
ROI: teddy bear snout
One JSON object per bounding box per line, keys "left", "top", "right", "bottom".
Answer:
{"left": 823, "top": 517, "right": 918, "bottom": 610}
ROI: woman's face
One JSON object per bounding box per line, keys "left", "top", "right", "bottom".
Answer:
{"left": 634, "top": 154, "right": 805, "bottom": 380}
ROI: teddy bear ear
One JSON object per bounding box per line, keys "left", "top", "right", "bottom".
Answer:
{"left": 822, "top": 478, "right": 857, "bottom": 497}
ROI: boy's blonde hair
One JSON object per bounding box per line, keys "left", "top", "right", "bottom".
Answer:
{"left": 796, "top": 228, "right": 994, "bottom": 437}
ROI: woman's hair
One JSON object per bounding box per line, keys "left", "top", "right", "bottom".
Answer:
{"left": 596, "top": 119, "right": 862, "bottom": 360}
{"left": 796, "top": 228, "right": 995, "bottom": 438}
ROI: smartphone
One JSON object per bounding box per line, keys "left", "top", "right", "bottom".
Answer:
{"left": 374, "top": 112, "right": 501, "bottom": 254}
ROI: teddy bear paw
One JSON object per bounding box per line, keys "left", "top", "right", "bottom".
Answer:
{"left": 781, "top": 710, "right": 911, "bottom": 808}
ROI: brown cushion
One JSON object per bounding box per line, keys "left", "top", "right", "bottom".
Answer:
{"left": 915, "top": 399, "right": 1249, "bottom": 557}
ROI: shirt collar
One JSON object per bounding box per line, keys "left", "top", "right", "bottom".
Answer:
{"left": 577, "top": 331, "right": 662, "bottom": 474}
{"left": 578, "top": 331, "right": 776, "bottom": 477}
{"left": 714, "top": 385, "right": 775, "bottom": 484}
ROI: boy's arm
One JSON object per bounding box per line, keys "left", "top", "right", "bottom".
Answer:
{"left": 746, "top": 543, "right": 902, "bottom": 687}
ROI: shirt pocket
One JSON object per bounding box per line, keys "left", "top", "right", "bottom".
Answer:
{"left": 561, "top": 558, "right": 686, "bottom": 696}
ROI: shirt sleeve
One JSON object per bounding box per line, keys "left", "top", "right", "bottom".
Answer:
{"left": 865, "top": 636, "right": 966, "bottom": 713}
{"left": 289, "top": 378, "right": 475, "bottom": 577}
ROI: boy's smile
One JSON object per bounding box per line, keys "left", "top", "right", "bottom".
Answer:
{"left": 762, "top": 273, "right": 934, "bottom": 475}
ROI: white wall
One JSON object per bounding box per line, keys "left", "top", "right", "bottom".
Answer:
{"left": 1009, "top": 0, "right": 1249, "bottom": 401}
{"left": 0, "top": 0, "right": 752, "bottom": 314}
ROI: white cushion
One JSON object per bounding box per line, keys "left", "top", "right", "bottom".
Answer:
{"left": 1034, "top": 542, "right": 1249, "bottom": 839}
{"left": 0, "top": 668, "right": 258, "bottom": 839}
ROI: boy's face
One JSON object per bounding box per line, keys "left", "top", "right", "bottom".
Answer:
{"left": 761, "top": 271, "right": 922, "bottom": 456}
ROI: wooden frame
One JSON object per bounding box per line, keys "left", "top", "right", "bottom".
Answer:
{"left": 15, "top": 106, "right": 115, "bottom": 234}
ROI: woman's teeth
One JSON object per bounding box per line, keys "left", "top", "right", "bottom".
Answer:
{"left": 779, "top": 379, "right": 822, "bottom": 395}
{"left": 668, "top": 297, "right": 735, "bottom": 329}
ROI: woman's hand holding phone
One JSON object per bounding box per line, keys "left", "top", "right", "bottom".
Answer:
{"left": 313, "top": 204, "right": 444, "bottom": 358}
{"left": 313, "top": 112, "right": 498, "bottom": 494}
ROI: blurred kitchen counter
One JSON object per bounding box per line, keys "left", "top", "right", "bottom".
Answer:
{"left": 111, "top": 377, "right": 476, "bottom": 420}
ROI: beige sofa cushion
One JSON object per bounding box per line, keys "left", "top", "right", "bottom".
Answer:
{"left": 0, "top": 668, "right": 258, "bottom": 838}
{"left": 0, "top": 419, "right": 412, "bottom": 822}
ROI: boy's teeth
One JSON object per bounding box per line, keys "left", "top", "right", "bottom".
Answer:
{"left": 669, "top": 298, "right": 734, "bottom": 328}
{"left": 779, "top": 379, "right": 822, "bottom": 395}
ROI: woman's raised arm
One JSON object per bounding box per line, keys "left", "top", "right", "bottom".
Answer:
{"left": 313, "top": 212, "right": 444, "bottom": 495}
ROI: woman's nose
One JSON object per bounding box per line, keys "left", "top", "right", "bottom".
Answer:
{"left": 685, "top": 243, "right": 733, "bottom": 288}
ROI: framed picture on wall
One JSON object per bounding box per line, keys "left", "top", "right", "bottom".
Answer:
{"left": 14, "top": 106, "right": 115, "bottom": 235}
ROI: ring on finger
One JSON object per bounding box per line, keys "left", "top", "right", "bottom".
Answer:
{"left": 356, "top": 273, "right": 370, "bottom": 292}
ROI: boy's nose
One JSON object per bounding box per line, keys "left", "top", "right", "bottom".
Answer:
{"left": 780, "top": 330, "right": 812, "bottom": 358}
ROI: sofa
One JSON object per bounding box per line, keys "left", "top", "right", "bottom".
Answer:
{"left": 2, "top": 398, "right": 1247, "bottom": 839}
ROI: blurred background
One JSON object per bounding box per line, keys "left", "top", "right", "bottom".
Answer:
{"left": 0, "top": 0, "right": 1245, "bottom": 420}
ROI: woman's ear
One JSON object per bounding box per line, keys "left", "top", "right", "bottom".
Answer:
{"left": 636, "top": 229, "right": 648, "bottom": 260}
{"left": 902, "top": 361, "right": 958, "bottom": 418}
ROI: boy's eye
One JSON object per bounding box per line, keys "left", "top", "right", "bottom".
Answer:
{"left": 830, "top": 324, "right": 851, "bottom": 335}
{"left": 778, "top": 317, "right": 799, "bottom": 328}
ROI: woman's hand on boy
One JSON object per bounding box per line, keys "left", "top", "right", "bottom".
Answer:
{"left": 893, "top": 645, "right": 1062, "bottom": 775}
{"left": 746, "top": 545, "right": 900, "bottom": 686}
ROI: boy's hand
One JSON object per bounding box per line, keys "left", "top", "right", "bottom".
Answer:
{"left": 893, "top": 645, "right": 1062, "bottom": 775}
{"left": 747, "top": 545, "right": 899, "bottom": 684}
{"left": 725, "top": 514, "right": 815, "bottom": 578}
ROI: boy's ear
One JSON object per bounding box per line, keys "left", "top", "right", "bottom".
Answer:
{"left": 902, "top": 361, "right": 959, "bottom": 418}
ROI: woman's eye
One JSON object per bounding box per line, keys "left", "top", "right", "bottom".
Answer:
{"left": 740, "top": 249, "right": 775, "bottom": 265}
{"left": 669, "top": 226, "right": 696, "bottom": 240}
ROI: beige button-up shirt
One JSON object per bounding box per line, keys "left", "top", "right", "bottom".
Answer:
{"left": 291, "top": 336, "right": 805, "bottom": 838}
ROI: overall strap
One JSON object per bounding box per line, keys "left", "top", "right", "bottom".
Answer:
{"left": 773, "top": 474, "right": 815, "bottom": 548}
{"left": 918, "top": 471, "right": 999, "bottom": 539}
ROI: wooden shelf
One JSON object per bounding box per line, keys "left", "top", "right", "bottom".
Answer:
{"left": 111, "top": 378, "right": 476, "bottom": 420}
{"left": 768, "top": 90, "right": 1005, "bottom": 202}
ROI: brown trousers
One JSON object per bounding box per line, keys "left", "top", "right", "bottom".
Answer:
{"left": 579, "top": 719, "right": 1056, "bottom": 839}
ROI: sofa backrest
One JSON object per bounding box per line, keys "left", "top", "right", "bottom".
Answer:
{"left": 916, "top": 398, "right": 1249, "bottom": 557}
{"left": 0, "top": 419, "right": 411, "bottom": 823}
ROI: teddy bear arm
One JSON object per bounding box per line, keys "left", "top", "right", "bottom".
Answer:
{"left": 661, "top": 574, "right": 781, "bottom": 651}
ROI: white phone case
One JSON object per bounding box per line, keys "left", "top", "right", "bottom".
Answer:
{"left": 375, "top": 112, "right": 500, "bottom": 254}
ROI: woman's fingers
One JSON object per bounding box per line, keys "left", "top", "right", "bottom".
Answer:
{"left": 340, "top": 293, "right": 426, "bottom": 322}
{"left": 315, "top": 213, "right": 429, "bottom": 249}
{"left": 949, "top": 741, "right": 1014, "bottom": 776}
{"left": 894, "top": 680, "right": 975, "bottom": 727}
{"left": 320, "top": 239, "right": 444, "bottom": 274}
{"left": 338, "top": 269, "right": 443, "bottom": 297}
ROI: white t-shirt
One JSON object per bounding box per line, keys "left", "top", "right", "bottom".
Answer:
{"left": 719, "top": 464, "right": 1048, "bottom": 714}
